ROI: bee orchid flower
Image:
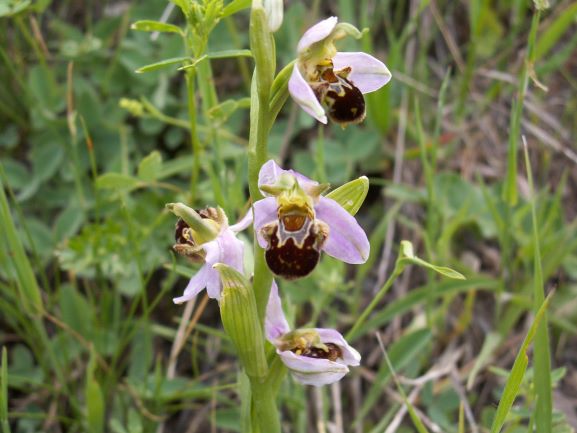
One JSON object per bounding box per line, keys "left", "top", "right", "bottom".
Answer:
{"left": 266, "top": 282, "right": 361, "bottom": 386}
{"left": 169, "top": 204, "right": 252, "bottom": 303}
{"left": 289, "top": 16, "right": 392, "bottom": 126}
{"left": 253, "top": 160, "right": 369, "bottom": 280}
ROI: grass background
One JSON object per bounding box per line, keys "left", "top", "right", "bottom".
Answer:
{"left": 1, "top": 0, "right": 577, "bottom": 432}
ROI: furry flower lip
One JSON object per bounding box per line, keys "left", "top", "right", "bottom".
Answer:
{"left": 265, "top": 282, "right": 361, "bottom": 386}
{"left": 253, "top": 160, "right": 370, "bottom": 280}
{"left": 288, "top": 16, "right": 391, "bottom": 126}
{"left": 168, "top": 204, "right": 251, "bottom": 303}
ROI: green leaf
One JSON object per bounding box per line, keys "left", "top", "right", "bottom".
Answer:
{"left": 397, "top": 240, "right": 466, "bottom": 279}
{"left": 85, "top": 347, "right": 104, "bottom": 433}
{"left": 130, "top": 20, "right": 183, "bottom": 35}
{"left": 95, "top": 173, "right": 140, "bottom": 190}
{"left": 206, "top": 49, "right": 252, "bottom": 59}
{"left": 222, "top": 0, "right": 251, "bottom": 17}
{"left": 137, "top": 151, "right": 162, "bottom": 181}
{"left": 176, "top": 50, "right": 252, "bottom": 71}
{"left": 86, "top": 376, "right": 104, "bottom": 433}
{"left": 135, "top": 57, "right": 191, "bottom": 74}
{"left": 0, "top": 0, "right": 30, "bottom": 17}
{"left": 0, "top": 168, "right": 43, "bottom": 315}
{"left": 54, "top": 204, "right": 84, "bottom": 241}
{"left": 326, "top": 176, "right": 369, "bottom": 216}
{"left": 535, "top": 2, "right": 577, "bottom": 60}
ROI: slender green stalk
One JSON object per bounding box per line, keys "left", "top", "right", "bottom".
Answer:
{"left": 250, "top": 380, "right": 282, "bottom": 433}
{"left": 185, "top": 68, "right": 202, "bottom": 201}
{"left": 245, "top": 4, "right": 281, "bottom": 433}
{"left": 503, "top": 10, "right": 541, "bottom": 206}
{"left": 523, "top": 139, "right": 551, "bottom": 433}
{"left": 247, "top": 4, "right": 276, "bottom": 324}
{"left": 346, "top": 265, "right": 403, "bottom": 341}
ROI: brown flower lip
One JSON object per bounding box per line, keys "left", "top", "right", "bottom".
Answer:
{"left": 262, "top": 217, "right": 328, "bottom": 280}
{"left": 293, "top": 343, "right": 343, "bottom": 362}
{"left": 173, "top": 208, "right": 220, "bottom": 262}
{"left": 312, "top": 64, "right": 366, "bottom": 126}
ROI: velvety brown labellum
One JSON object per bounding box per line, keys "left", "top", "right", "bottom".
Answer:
{"left": 173, "top": 217, "right": 207, "bottom": 263}
{"left": 262, "top": 217, "right": 328, "bottom": 280}
{"left": 313, "top": 64, "right": 366, "bottom": 126}
{"left": 294, "top": 343, "right": 343, "bottom": 362}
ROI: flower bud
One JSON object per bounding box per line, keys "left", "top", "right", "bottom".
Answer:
{"left": 263, "top": 0, "right": 283, "bottom": 32}
{"left": 250, "top": 5, "right": 275, "bottom": 96}
{"left": 165, "top": 203, "right": 220, "bottom": 245}
{"left": 215, "top": 263, "right": 268, "bottom": 380}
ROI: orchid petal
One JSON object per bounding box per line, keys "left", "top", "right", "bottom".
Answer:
{"left": 229, "top": 211, "right": 253, "bottom": 233}
{"left": 265, "top": 280, "right": 290, "bottom": 340}
{"left": 200, "top": 239, "right": 224, "bottom": 300}
{"left": 315, "top": 196, "right": 369, "bottom": 263}
{"left": 173, "top": 264, "right": 212, "bottom": 304}
{"left": 316, "top": 328, "right": 361, "bottom": 365}
{"left": 258, "top": 159, "right": 320, "bottom": 194}
{"left": 288, "top": 65, "right": 328, "bottom": 124}
{"left": 253, "top": 197, "right": 278, "bottom": 248}
{"left": 216, "top": 229, "right": 244, "bottom": 273}
{"left": 333, "top": 52, "right": 392, "bottom": 94}
{"left": 277, "top": 350, "right": 349, "bottom": 386}
{"left": 297, "top": 16, "right": 338, "bottom": 54}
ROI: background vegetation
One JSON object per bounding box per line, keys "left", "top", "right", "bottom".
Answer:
{"left": 1, "top": 0, "right": 577, "bottom": 432}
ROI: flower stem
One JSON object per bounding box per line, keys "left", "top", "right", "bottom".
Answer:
{"left": 246, "top": 5, "right": 281, "bottom": 433}
{"left": 185, "top": 68, "right": 201, "bottom": 201}
{"left": 250, "top": 379, "right": 282, "bottom": 433}
{"left": 248, "top": 5, "right": 276, "bottom": 325}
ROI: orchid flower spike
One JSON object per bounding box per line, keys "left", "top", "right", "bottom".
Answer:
{"left": 266, "top": 282, "right": 361, "bottom": 386}
{"left": 168, "top": 204, "right": 252, "bottom": 303}
{"left": 288, "top": 16, "right": 391, "bottom": 126}
{"left": 253, "top": 160, "right": 370, "bottom": 280}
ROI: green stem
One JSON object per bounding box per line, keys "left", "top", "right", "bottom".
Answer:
{"left": 245, "top": 5, "right": 281, "bottom": 433}
{"left": 185, "top": 68, "right": 201, "bottom": 201}
{"left": 250, "top": 379, "right": 282, "bottom": 433}
{"left": 346, "top": 265, "right": 403, "bottom": 341}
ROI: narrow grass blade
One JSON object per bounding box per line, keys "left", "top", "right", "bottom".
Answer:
{"left": 502, "top": 11, "right": 541, "bottom": 206}
{"left": 0, "top": 165, "right": 43, "bottom": 315}
{"left": 85, "top": 349, "right": 105, "bottom": 433}
{"left": 489, "top": 293, "right": 552, "bottom": 433}
{"left": 1, "top": 347, "right": 10, "bottom": 433}
{"left": 523, "top": 137, "right": 552, "bottom": 433}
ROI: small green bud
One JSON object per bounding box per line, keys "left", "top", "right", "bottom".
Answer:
{"left": 165, "top": 203, "right": 220, "bottom": 244}
{"left": 215, "top": 263, "right": 268, "bottom": 380}
{"left": 396, "top": 240, "right": 466, "bottom": 280}
{"left": 250, "top": 5, "right": 275, "bottom": 96}
{"left": 326, "top": 176, "right": 369, "bottom": 216}
{"left": 119, "top": 98, "right": 144, "bottom": 117}
{"left": 263, "top": 0, "right": 283, "bottom": 32}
